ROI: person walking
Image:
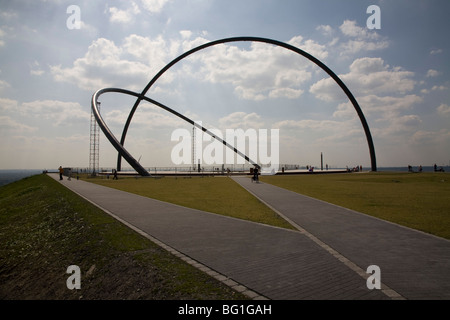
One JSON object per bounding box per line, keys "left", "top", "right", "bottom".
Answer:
{"left": 59, "top": 166, "right": 64, "bottom": 180}
{"left": 253, "top": 167, "right": 259, "bottom": 183}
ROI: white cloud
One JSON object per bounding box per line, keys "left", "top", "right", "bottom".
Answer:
{"left": 288, "top": 35, "right": 328, "bottom": 60}
{"left": 340, "top": 39, "right": 389, "bottom": 55}
{"left": 340, "top": 20, "right": 378, "bottom": 40}
{"left": 188, "top": 35, "right": 323, "bottom": 101}
{"left": 0, "top": 98, "right": 18, "bottom": 112}
{"left": 392, "top": 114, "right": 422, "bottom": 129}
{"left": 218, "top": 112, "right": 264, "bottom": 129}
{"left": 122, "top": 34, "right": 178, "bottom": 73}
{"left": 316, "top": 25, "right": 333, "bottom": 36}
{"left": 308, "top": 54, "right": 424, "bottom": 152}
{"left": 426, "top": 69, "right": 441, "bottom": 77}
{"left": 78, "top": 21, "right": 98, "bottom": 36}
{"left": 310, "top": 57, "right": 416, "bottom": 101}
{"left": 273, "top": 119, "right": 342, "bottom": 130}
{"left": 437, "top": 104, "right": 450, "bottom": 116}
{"left": 180, "top": 35, "right": 209, "bottom": 52}
{"left": 19, "top": 100, "right": 90, "bottom": 126}
{"left": 140, "top": 0, "right": 171, "bottom": 13}
{"left": 268, "top": 87, "right": 303, "bottom": 99}
{"left": 0, "top": 27, "right": 6, "bottom": 47}
{"left": 104, "top": 102, "right": 184, "bottom": 129}
{"left": 30, "top": 61, "right": 44, "bottom": 76}
{"left": 179, "top": 30, "right": 192, "bottom": 39}
{"left": 0, "top": 116, "right": 37, "bottom": 133}
{"left": 30, "top": 69, "right": 44, "bottom": 76}
{"left": 233, "top": 86, "right": 266, "bottom": 101}
{"left": 109, "top": 2, "right": 140, "bottom": 23}
{"left": 430, "top": 49, "right": 443, "bottom": 55}
{"left": 333, "top": 95, "right": 423, "bottom": 119}
{"left": 51, "top": 34, "right": 199, "bottom": 92}
{"left": 338, "top": 20, "right": 389, "bottom": 55}
{"left": 0, "top": 10, "right": 18, "bottom": 20}
{"left": 51, "top": 37, "right": 157, "bottom": 91}
{"left": 272, "top": 118, "right": 363, "bottom": 147}
{"left": 411, "top": 129, "right": 450, "bottom": 146}
{"left": 349, "top": 57, "right": 385, "bottom": 73}
{"left": 0, "top": 79, "right": 11, "bottom": 90}
{"left": 50, "top": 33, "right": 326, "bottom": 101}
{"left": 431, "top": 85, "right": 448, "bottom": 91}
{"left": 371, "top": 113, "right": 423, "bottom": 145}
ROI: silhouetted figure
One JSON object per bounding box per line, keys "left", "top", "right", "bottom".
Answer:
{"left": 59, "top": 166, "right": 64, "bottom": 180}
{"left": 252, "top": 167, "right": 259, "bottom": 183}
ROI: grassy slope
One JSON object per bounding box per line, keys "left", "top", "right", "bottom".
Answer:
{"left": 261, "top": 172, "right": 450, "bottom": 239}
{"left": 0, "top": 174, "right": 247, "bottom": 299}
{"left": 87, "top": 175, "right": 295, "bottom": 230}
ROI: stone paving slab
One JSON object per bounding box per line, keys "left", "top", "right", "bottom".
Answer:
{"left": 48, "top": 174, "right": 388, "bottom": 300}
{"left": 232, "top": 176, "right": 450, "bottom": 300}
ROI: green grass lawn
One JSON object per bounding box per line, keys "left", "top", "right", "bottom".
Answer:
{"left": 260, "top": 172, "right": 450, "bottom": 239}
{"left": 87, "top": 175, "right": 295, "bottom": 230}
{"left": 0, "top": 174, "right": 247, "bottom": 299}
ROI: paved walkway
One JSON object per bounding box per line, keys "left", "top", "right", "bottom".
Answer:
{"left": 49, "top": 174, "right": 450, "bottom": 300}
{"left": 232, "top": 176, "right": 450, "bottom": 300}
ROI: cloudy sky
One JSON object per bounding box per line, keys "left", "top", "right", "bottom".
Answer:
{"left": 0, "top": 0, "right": 449, "bottom": 170}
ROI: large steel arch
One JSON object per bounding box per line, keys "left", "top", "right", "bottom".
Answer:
{"left": 91, "top": 87, "right": 260, "bottom": 176}
{"left": 117, "top": 36, "right": 377, "bottom": 172}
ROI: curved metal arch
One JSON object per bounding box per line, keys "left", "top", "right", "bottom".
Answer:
{"left": 117, "top": 36, "right": 377, "bottom": 172}
{"left": 91, "top": 87, "right": 259, "bottom": 176}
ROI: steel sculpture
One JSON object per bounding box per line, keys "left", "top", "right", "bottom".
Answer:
{"left": 91, "top": 36, "right": 377, "bottom": 176}
{"left": 91, "top": 87, "right": 259, "bottom": 176}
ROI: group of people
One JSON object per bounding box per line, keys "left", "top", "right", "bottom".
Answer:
{"left": 408, "top": 164, "right": 446, "bottom": 172}
{"left": 408, "top": 165, "right": 422, "bottom": 172}
{"left": 58, "top": 166, "right": 81, "bottom": 180}
{"left": 59, "top": 166, "right": 75, "bottom": 180}
{"left": 346, "top": 165, "right": 363, "bottom": 172}
{"left": 58, "top": 166, "right": 72, "bottom": 180}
